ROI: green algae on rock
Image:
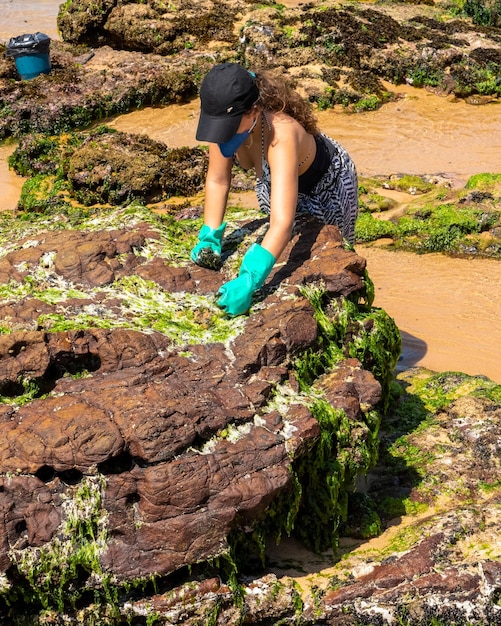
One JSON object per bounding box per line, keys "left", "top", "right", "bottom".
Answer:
{"left": 0, "top": 2, "right": 499, "bottom": 624}
{"left": 288, "top": 367, "right": 501, "bottom": 625}
{"left": 8, "top": 476, "right": 112, "bottom": 614}
{"left": 0, "top": 184, "right": 401, "bottom": 624}
{"left": 2, "top": 8, "right": 498, "bottom": 626}
{"left": 9, "top": 127, "right": 209, "bottom": 208}
{"left": 356, "top": 173, "right": 501, "bottom": 257}
{"left": 2, "top": 0, "right": 501, "bottom": 143}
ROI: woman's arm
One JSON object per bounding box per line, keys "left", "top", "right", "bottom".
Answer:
{"left": 203, "top": 143, "right": 233, "bottom": 228}
{"left": 216, "top": 129, "right": 299, "bottom": 317}
{"left": 260, "top": 121, "right": 301, "bottom": 260}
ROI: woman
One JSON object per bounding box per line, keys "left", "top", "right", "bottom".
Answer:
{"left": 191, "top": 62, "right": 359, "bottom": 316}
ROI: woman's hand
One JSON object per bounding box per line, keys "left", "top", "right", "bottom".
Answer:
{"left": 217, "top": 243, "right": 275, "bottom": 316}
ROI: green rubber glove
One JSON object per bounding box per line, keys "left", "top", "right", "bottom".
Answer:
{"left": 217, "top": 243, "right": 275, "bottom": 316}
{"left": 191, "top": 222, "right": 226, "bottom": 269}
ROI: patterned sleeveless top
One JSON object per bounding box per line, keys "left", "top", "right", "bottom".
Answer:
{"left": 253, "top": 112, "right": 359, "bottom": 243}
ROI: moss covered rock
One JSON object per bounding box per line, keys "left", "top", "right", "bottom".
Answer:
{"left": 0, "top": 193, "right": 400, "bottom": 623}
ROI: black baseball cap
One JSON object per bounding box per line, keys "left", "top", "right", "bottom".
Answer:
{"left": 196, "top": 63, "right": 259, "bottom": 143}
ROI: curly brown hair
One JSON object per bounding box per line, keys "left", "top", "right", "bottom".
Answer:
{"left": 254, "top": 70, "right": 319, "bottom": 135}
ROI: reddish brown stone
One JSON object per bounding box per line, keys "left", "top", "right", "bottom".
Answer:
{"left": 0, "top": 218, "right": 385, "bottom": 589}
{"left": 0, "top": 330, "right": 50, "bottom": 382}
{"left": 136, "top": 258, "right": 197, "bottom": 292}
{"left": 2, "top": 395, "right": 124, "bottom": 473}
{"left": 286, "top": 224, "right": 366, "bottom": 297}
{"left": 0, "top": 298, "right": 54, "bottom": 325}
{"left": 317, "top": 358, "right": 382, "bottom": 420}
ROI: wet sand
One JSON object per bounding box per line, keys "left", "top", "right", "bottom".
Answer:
{"left": 1, "top": 0, "right": 61, "bottom": 44}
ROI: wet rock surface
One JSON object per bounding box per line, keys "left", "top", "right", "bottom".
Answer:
{"left": 311, "top": 512, "right": 501, "bottom": 625}
{"left": 0, "top": 210, "right": 395, "bottom": 622}
{"left": 302, "top": 376, "right": 501, "bottom": 625}
{"left": 65, "top": 131, "right": 208, "bottom": 206}
{"left": 0, "top": 43, "right": 203, "bottom": 140}
{"left": 0, "top": 200, "right": 499, "bottom": 624}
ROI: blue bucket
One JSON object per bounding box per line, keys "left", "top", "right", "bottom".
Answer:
{"left": 5, "top": 32, "right": 51, "bottom": 80}
{"left": 14, "top": 51, "right": 51, "bottom": 80}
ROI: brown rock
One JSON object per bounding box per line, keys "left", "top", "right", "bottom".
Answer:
{"left": 0, "top": 475, "right": 62, "bottom": 564}
{"left": 3, "top": 395, "right": 124, "bottom": 473}
{"left": 0, "top": 331, "right": 50, "bottom": 383}
{"left": 0, "top": 217, "right": 387, "bottom": 606}
{"left": 317, "top": 358, "right": 382, "bottom": 420}
{"left": 136, "top": 258, "right": 197, "bottom": 292}
{"left": 0, "top": 298, "right": 54, "bottom": 327}
{"left": 232, "top": 297, "right": 318, "bottom": 377}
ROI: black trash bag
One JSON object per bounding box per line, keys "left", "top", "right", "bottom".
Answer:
{"left": 5, "top": 32, "right": 51, "bottom": 59}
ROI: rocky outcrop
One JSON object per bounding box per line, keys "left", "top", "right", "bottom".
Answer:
{"left": 10, "top": 188, "right": 496, "bottom": 626}
{"left": 0, "top": 43, "right": 204, "bottom": 140}
{"left": 9, "top": 128, "right": 210, "bottom": 208}
{"left": 57, "top": 0, "right": 244, "bottom": 53}
{"left": 0, "top": 206, "right": 399, "bottom": 622}
{"left": 103, "top": 373, "right": 501, "bottom": 626}
{"left": 1, "top": 0, "right": 500, "bottom": 140}
{"left": 304, "top": 374, "right": 501, "bottom": 626}
{"left": 117, "top": 508, "right": 501, "bottom": 625}
{"left": 311, "top": 510, "right": 501, "bottom": 625}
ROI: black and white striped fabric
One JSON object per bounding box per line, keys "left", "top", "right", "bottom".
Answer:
{"left": 255, "top": 133, "right": 359, "bottom": 244}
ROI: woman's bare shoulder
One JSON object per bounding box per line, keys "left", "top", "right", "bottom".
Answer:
{"left": 268, "top": 112, "right": 305, "bottom": 149}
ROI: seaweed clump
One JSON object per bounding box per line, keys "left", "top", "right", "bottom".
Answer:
{"left": 356, "top": 173, "right": 501, "bottom": 257}
{"left": 9, "top": 127, "right": 209, "bottom": 210}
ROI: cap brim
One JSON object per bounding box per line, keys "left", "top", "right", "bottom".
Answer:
{"left": 196, "top": 110, "right": 242, "bottom": 144}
